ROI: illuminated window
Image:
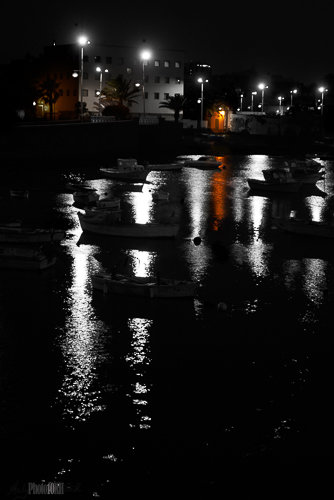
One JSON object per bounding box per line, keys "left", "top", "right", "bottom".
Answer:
{"left": 175, "top": 61, "right": 181, "bottom": 68}
{"left": 155, "top": 60, "right": 160, "bottom": 67}
{"left": 127, "top": 67, "right": 132, "bottom": 74}
{"left": 164, "top": 61, "right": 170, "bottom": 67}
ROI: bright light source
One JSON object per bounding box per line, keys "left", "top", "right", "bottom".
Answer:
{"left": 141, "top": 50, "right": 151, "bottom": 60}
{"left": 78, "top": 36, "right": 88, "bottom": 46}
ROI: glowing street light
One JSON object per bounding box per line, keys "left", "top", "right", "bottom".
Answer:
{"left": 251, "top": 91, "right": 257, "bottom": 112}
{"left": 96, "top": 67, "right": 109, "bottom": 116}
{"left": 240, "top": 94, "right": 244, "bottom": 111}
{"left": 258, "top": 83, "right": 268, "bottom": 112}
{"left": 198, "top": 77, "right": 208, "bottom": 126}
{"left": 278, "top": 96, "right": 285, "bottom": 115}
{"left": 290, "top": 89, "right": 297, "bottom": 106}
{"left": 318, "top": 86, "right": 328, "bottom": 116}
{"left": 78, "top": 35, "right": 90, "bottom": 121}
{"left": 140, "top": 49, "right": 151, "bottom": 116}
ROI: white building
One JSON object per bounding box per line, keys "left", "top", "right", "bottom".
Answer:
{"left": 80, "top": 43, "right": 185, "bottom": 119}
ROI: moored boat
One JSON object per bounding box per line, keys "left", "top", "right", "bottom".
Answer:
{"left": 92, "top": 272, "right": 198, "bottom": 298}
{"left": 248, "top": 177, "right": 301, "bottom": 193}
{"left": 148, "top": 163, "right": 183, "bottom": 171}
{"left": 0, "top": 244, "right": 57, "bottom": 270}
{"left": 263, "top": 166, "right": 324, "bottom": 185}
{"left": 272, "top": 216, "right": 334, "bottom": 237}
{"left": 0, "top": 226, "right": 66, "bottom": 244}
{"left": 100, "top": 158, "right": 151, "bottom": 182}
{"left": 78, "top": 212, "right": 179, "bottom": 238}
{"left": 183, "top": 155, "right": 222, "bottom": 169}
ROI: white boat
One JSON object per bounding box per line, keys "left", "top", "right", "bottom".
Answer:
{"left": 10, "top": 190, "right": 29, "bottom": 198}
{"left": 78, "top": 212, "right": 179, "bottom": 238}
{"left": 263, "top": 166, "right": 324, "bottom": 185}
{"left": 0, "top": 244, "right": 56, "bottom": 270}
{"left": 0, "top": 226, "right": 66, "bottom": 244}
{"left": 272, "top": 216, "right": 334, "bottom": 238}
{"left": 248, "top": 177, "right": 301, "bottom": 193}
{"left": 100, "top": 158, "right": 151, "bottom": 182}
{"left": 83, "top": 207, "right": 122, "bottom": 222}
{"left": 148, "top": 163, "right": 183, "bottom": 171}
{"left": 92, "top": 272, "right": 198, "bottom": 298}
{"left": 183, "top": 156, "right": 222, "bottom": 169}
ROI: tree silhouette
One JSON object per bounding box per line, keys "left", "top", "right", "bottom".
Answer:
{"left": 102, "top": 74, "right": 140, "bottom": 106}
{"left": 38, "top": 77, "right": 60, "bottom": 120}
{"left": 159, "top": 94, "right": 189, "bottom": 122}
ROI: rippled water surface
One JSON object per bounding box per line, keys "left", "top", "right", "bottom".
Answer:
{"left": 1, "top": 154, "right": 334, "bottom": 496}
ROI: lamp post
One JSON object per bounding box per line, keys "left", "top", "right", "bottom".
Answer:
{"left": 140, "top": 50, "right": 151, "bottom": 116}
{"left": 198, "top": 78, "right": 208, "bottom": 127}
{"left": 78, "top": 35, "right": 90, "bottom": 122}
{"left": 258, "top": 83, "right": 268, "bottom": 112}
{"left": 290, "top": 89, "right": 297, "bottom": 106}
{"left": 278, "top": 96, "right": 284, "bottom": 115}
{"left": 318, "top": 86, "right": 328, "bottom": 116}
{"left": 240, "top": 94, "right": 243, "bottom": 111}
{"left": 96, "top": 67, "right": 108, "bottom": 116}
{"left": 251, "top": 91, "right": 257, "bottom": 111}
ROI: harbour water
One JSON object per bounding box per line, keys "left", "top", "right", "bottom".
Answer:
{"left": 1, "top": 153, "right": 334, "bottom": 497}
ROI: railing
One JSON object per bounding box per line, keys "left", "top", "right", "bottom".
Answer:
{"left": 91, "top": 116, "right": 115, "bottom": 123}
{"left": 139, "top": 116, "right": 159, "bottom": 125}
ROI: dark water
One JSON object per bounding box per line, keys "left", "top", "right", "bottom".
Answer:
{"left": 1, "top": 154, "right": 334, "bottom": 497}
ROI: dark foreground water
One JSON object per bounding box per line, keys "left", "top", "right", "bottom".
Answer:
{"left": 1, "top": 154, "right": 334, "bottom": 497}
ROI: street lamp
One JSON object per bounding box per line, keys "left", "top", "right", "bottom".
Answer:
{"left": 141, "top": 49, "right": 151, "bottom": 116}
{"left": 258, "top": 83, "right": 268, "bottom": 112}
{"left": 78, "top": 35, "right": 90, "bottom": 121}
{"left": 251, "top": 91, "right": 257, "bottom": 112}
{"left": 240, "top": 94, "right": 244, "bottom": 111}
{"left": 96, "top": 67, "right": 108, "bottom": 116}
{"left": 290, "top": 89, "right": 297, "bottom": 106}
{"left": 278, "top": 96, "right": 284, "bottom": 115}
{"left": 318, "top": 86, "right": 328, "bottom": 116}
{"left": 198, "top": 78, "right": 208, "bottom": 127}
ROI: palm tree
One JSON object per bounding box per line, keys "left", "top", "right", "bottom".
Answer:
{"left": 38, "top": 76, "right": 60, "bottom": 120}
{"left": 159, "top": 94, "right": 189, "bottom": 122}
{"left": 102, "top": 74, "right": 140, "bottom": 106}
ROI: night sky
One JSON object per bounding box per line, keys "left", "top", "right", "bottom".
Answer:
{"left": 2, "top": 0, "right": 333, "bottom": 84}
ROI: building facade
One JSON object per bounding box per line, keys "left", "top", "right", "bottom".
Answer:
{"left": 78, "top": 43, "right": 185, "bottom": 119}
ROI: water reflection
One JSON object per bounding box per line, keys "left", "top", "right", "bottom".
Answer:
{"left": 125, "top": 318, "right": 152, "bottom": 430}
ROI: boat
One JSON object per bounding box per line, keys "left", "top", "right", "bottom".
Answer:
{"left": 78, "top": 212, "right": 179, "bottom": 238}
{"left": 152, "top": 191, "right": 169, "bottom": 201}
{"left": 92, "top": 272, "right": 198, "bottom": 298}
{"left": 83, "top": 207, "right": 122, "bottom": 222}
{"left": 0, "top": 244, "right": 57, "bottom": 270}
{"left": 96, "top": 195, "right": 121, "bottom": 209}
{"left": 10, "top": 190, "right": 29, "bottom": 198}
{"left": 263, "top": 165, "right": 324, "bottom": 185}
{"left": 248, "top": 176, "right": 301, "bottom": 193}
{"left": 148, "top": 162, "right": 183, "bottom": 171}
{"left": 272, "top": 216, "right": 334, "bottom": 238}
{"left": 66, "top": 182, "right": 96, "bottom": 192}
{"left": 73, "top": 189, "right": 99, "bottom": 205}
{"left": 183, "top": 156, "right": 222, "bottom": 169}
{"left": 100, "top": 158, "right": 151, "bottom": 182}
{"left": 0, "top": 226, "right": 66, "bottom": 244}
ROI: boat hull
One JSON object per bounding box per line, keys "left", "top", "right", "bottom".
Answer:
{"left": 0, "top": 245, "right": 56, "bottom": 270}
{"left": 0, "top": 229, "right": 66, "bottom": 244}
{"left": 248, "top": 179, "right": 301, "bottom": 193}
{"left": 272, "top": 217, "right": 334, "bottom": 238}
{"left": 78, "top": 213, "right": 179, "bottom": 238}
{"left": 100, "top": 168, "right": 150, "bottom": 182}
{"left": 92, "top": 273, "right": 198, "bottom": 298}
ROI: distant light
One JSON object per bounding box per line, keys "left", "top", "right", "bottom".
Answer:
{"left": 78, "top": 36, "right": 90, "bottom": 46}
{"left": 72, "top": 71, "right": 79, "bottom": 78}
{"left": 96, "top": 67, "right": 102, "bottom": 72}
{"left": 319, "top": 86, "right": 325, "bottom": 93}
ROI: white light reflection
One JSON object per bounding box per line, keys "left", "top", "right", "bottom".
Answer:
{"left": 127, "top": 249, "right": 156, "bottom": 277}
{"left": 304, "top": 196, "right": 326, "bottom": 222}
{"left": 125, "top": 318, "right": 152, "bottom": 430}
{"left": 125, "top": 190, "right": 152, "bottom": 224}
{"left": 56, "top": 240, "right": 109, "bottom": 427}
